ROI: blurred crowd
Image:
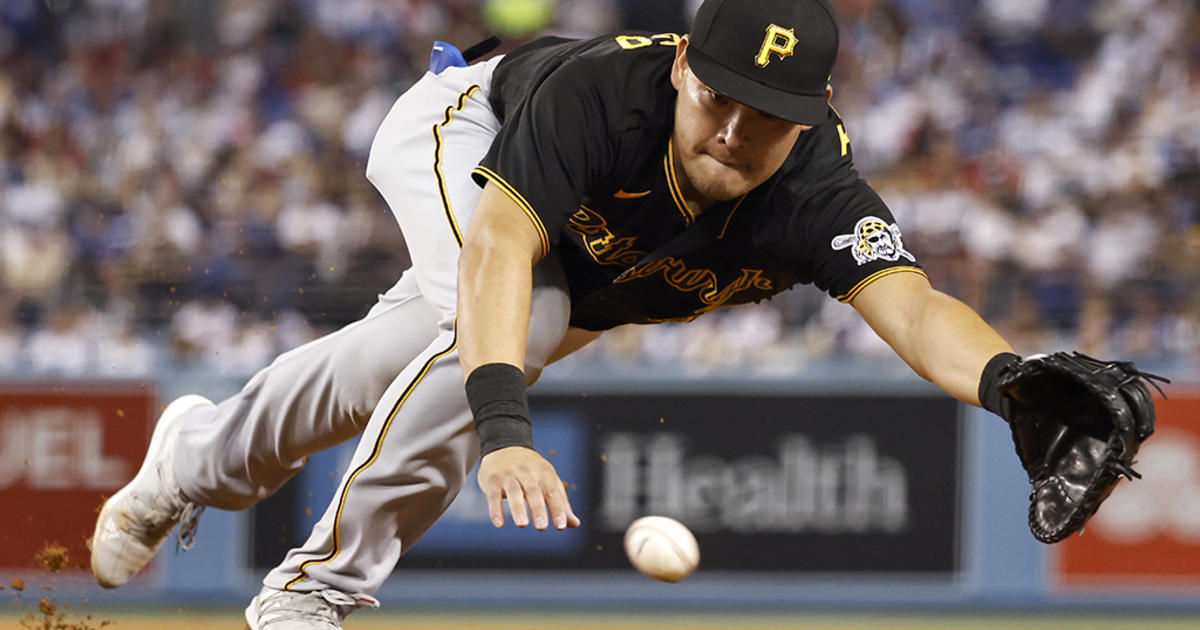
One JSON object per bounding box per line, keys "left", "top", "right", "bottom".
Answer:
{"left": 0, "top": 0, "right": 1196, "bottom": 379}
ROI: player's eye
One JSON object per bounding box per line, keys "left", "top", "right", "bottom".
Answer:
{"left": 706, "top": 88, "right": 726, "bottom": 105}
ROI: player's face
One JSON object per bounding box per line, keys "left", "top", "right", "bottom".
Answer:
{"left": 669, "top": 39, "right": 811, "bottom": 204}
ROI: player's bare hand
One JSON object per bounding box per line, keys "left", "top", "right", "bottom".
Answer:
{"left": 478, "top": 447, "right": 581, "bottom": 531}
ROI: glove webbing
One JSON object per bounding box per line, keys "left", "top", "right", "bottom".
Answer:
{"left": 1059, "top": 351, "right": 1171, "bottom": 400}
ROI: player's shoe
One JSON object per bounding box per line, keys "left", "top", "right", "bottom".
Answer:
{"left": 245, "top": 586, "right": 380, "bottom": 629}
{"left": 89, "top": 394, "right": 212, "bottom": 588}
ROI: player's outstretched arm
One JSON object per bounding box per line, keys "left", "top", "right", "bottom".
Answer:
{"left": 851, "top": 269, "right": 1167, "bottom": 543}
{"left": 458, "top": 182, "right": 581, "bottom": 532}
{"left": 848, "top": 270, "right": 1012, "bottom": 406}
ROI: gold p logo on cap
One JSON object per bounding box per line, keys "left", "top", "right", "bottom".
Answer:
{"left": 755, "top": 24, "right": 798, "bottom": 67}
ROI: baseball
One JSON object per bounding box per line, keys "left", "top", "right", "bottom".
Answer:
{"left": 623, "top": 516, "right": 700, "bottom": 583}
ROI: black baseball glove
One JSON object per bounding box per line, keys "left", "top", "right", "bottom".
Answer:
{"left": 980, "top": 351, "right": 1169, "bottom": 543}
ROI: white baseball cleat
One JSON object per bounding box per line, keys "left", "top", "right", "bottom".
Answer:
{"left": 245, "top": 586, "right": 380, "bottom": 629}
{"left": 89, "top": 394, "right": 212, "bottom": 588}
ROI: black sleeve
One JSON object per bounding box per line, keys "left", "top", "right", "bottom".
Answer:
{"left": 790, "top": 116, "right": 925, "bottom": 302}
{"left": 472, "top": 66, "right": 616, "bottom": 257}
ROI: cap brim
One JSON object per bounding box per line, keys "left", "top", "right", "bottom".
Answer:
{"left": 687, "top": 46, "right": 829, "bottom": 126}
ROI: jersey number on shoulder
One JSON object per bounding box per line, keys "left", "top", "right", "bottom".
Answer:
{"left": 615, "top": 33, "right": 681, "bottom": 50}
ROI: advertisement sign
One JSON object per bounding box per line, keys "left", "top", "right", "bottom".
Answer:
{"left": 261, "top": 392, "right": 962, "bottom": 574}
{"left": 564, "top": 393, "right": 962, "bottom": 573}
{"left": 0, "top": 384, "right": 157, "bottom": 573}
{"left": 1054, "top": 392, "right": 1200, "bottom": 587}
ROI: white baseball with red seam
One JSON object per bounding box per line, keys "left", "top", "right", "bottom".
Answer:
{"left": 623, "top": 516, "right": 700, "bottom": 582}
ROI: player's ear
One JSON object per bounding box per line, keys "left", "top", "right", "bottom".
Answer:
{"left": 826, "top": 84, "right": 833, "bottom": 100}
{"left": 671, "top": 35, "right": 690, "bottom": 90}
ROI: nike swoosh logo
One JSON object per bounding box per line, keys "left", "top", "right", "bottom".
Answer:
{"left": 614, "top": 189, "right": 652, "bottom": 199}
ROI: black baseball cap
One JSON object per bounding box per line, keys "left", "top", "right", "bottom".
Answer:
{"left": 687, "top": 0, "right": 840, "bottom": 125}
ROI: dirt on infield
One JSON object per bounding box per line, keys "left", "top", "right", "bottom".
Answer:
{"left": 6, "top": 594, "right": 113, "bottom": 630}
{"left": 32, "top": 547, "right": 68, "bottom": 574}
{"left": 2, "top": 545, "right": 112, "bottom": 630}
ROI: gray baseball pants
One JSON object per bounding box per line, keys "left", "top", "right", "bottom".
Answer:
{"left": 173, "top": 57, "right": 571, "bottom": 596}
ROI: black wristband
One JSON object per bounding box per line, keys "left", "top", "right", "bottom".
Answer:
{"left": 978, "top": 352, "right": 1021, "bottom": 416}
{"left": 465, "top": 363, "right": 535, "bottom": 455}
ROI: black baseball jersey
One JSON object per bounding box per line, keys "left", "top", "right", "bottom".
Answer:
{"left": 471, "top": 33, "right": 923, "bottom": 331}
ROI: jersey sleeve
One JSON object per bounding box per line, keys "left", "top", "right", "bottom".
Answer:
{"left": 791, "top": 117, "right": 925, "bottom": 302}
{"left": 472, "top": 66, "right": 615, "bottom": 257}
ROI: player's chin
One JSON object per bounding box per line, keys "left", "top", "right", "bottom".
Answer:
{"left": 693, "top": 166, "right": 755, "bottom": 201}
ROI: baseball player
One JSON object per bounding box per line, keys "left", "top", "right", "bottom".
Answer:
{"left": 88, "top": 0, "right": 1162, "bottom": 628}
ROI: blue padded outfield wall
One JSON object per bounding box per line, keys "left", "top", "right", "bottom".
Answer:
{"left": 1, "top": 366, "right": 1198, "bottom": 613}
